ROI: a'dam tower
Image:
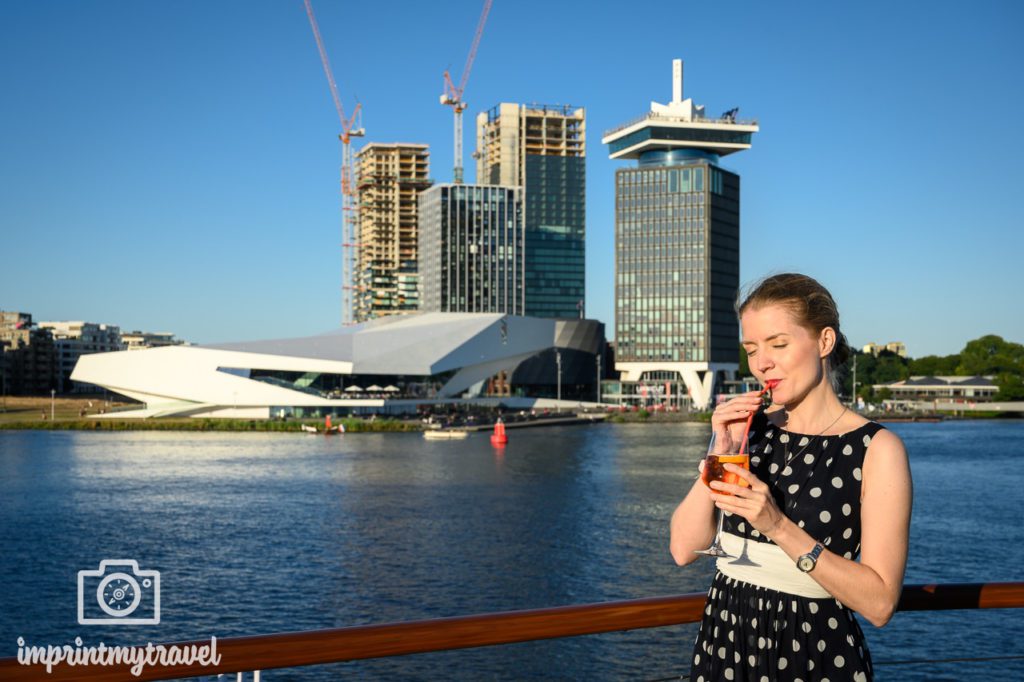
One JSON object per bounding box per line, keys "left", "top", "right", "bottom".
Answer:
{"left": 602, "top": 59, "right": 758, "bottom": 410}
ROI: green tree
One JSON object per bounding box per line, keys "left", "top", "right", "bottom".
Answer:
{"left": 873, "top": 350, "right": 910, "bottom": 383}
{"left": 956, "top": 335, "right": 1024, "bottom": 376}
{"left": 909, "top": 354, "right": 961, "bottom": 376}
{"left": 995, "top": 373, "right": 1024, "bottom": 401}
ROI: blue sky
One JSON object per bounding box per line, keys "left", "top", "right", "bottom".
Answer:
{"left": 2, "top": 1, "right": 1021, "bottom": 357}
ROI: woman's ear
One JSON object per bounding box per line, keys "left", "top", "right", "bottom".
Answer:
{"left": 819, "top": 327, "right": 836, "bottom": 358}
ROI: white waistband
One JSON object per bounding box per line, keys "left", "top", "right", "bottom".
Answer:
{"left": 715, "top": 532, "right": 832, "bottom": 599}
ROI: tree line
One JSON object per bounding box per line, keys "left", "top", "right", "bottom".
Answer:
{"left": 741, "top": 334, "right": 1024, "bottom": 402}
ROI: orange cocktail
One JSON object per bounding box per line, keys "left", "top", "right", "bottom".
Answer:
{"left": 701, "top": 453, "right": 750, "bottom": 494}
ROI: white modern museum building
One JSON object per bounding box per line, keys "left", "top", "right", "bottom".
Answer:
{"left": 71, "top": 313, "right": 604, "bottom": 419}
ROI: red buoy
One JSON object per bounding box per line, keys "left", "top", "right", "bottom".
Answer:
{"left": 490, "top": 418, "right": 508, "bottom": 446}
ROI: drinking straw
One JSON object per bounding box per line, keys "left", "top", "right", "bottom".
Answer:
{"left": 738, "top": 380, "right": 779, "bottom": 455}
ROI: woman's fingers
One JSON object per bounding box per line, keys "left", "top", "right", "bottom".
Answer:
{"left": 721, "top": 463, "right": 768, "bottom": 491}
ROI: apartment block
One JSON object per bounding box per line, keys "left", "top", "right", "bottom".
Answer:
{"left": 476, "top": 103, "right": 586, "bottom": 318}
{"left": 354, "top": 143, "right": 432, "bottom": 322}
{"left": 38, "top": 321, "right": 124, "bottom": 393}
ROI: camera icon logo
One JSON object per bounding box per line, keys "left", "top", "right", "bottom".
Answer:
{"left": 77, "top": 559, "right": 161, "bottom": 625}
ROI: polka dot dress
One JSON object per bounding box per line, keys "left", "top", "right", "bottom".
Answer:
{"left": 690, "top": 412, "right": 885, "bottom": 682}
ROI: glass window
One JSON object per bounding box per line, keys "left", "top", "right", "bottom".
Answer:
{"left": 694, "top": 168, "right": 704, "bottom": 192}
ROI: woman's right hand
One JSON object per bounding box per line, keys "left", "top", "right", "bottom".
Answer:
{"left": 710, "top": 391, "right": 765, "bottom": 451}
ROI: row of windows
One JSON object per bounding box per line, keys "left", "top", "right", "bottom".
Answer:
{"left": 618, "top": 191, "right": 704, "bottom": 208}
{"left": 618, "top": 288, "right": 708, "bottom": 305}
{"left": 618, "top": 312, "right": 707, "bottom": 326}
{"left": 617, "top": 204, "right": 706, "bottom": 222}
{"left": 618, "top": 349, "right": 707, "bottom": 362}
{"left": 618, "top": 272, "right": 706, "bottom": 285}
{"left": 617, "top": 165, "right": 707, "bottom": 194}
{"left": 619, "top": 234, "right": 707, "bottom": 250}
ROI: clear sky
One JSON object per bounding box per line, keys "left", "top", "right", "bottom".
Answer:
{"left": 2, "top": 1, "right": 1021, "bottom": 357}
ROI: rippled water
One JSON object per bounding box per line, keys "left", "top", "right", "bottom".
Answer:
{"left": 1, "top": 421, "right": 1022, "bottom": 680}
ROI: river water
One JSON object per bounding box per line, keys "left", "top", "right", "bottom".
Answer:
{"left": 1, "top": 420, "right": 1022, "bottom": 680}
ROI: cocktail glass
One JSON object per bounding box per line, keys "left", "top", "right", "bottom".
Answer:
{"left": 694, "top": 436, "right": 749, "bottom": 558}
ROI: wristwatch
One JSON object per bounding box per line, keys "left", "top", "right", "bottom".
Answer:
{"left": 797, "top": 543, "right": 825, "bottom": 573}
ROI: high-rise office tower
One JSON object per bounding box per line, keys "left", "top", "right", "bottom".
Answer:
{"left": 476, "top": 103, "right": 585, "bottom": 318}
{"left": 418, "top": 184, "right": 523, "bottom": 313}
{"left": 601, "top": 60, "right": 758, "bottom": 409}
{"left": 354, "top": 143, "right": 432, "bottom": 322}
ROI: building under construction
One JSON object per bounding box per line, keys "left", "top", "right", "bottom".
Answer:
{"left": 354, "top": 143, "right": 432, "bottom": 322}
{"left": 476, "top": 103, "right": 586, "bottom": 318}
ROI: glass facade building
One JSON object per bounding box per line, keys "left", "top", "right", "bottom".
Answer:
{"left": 476, "top": 103, "right": 586, "bottom": 318}
{"left": 417, "top": 184, "right": 524, "bottom": 314}
{"left": 615, "top": 158, "right": 739, "bottom": 365}
{"left": 601, "top": 59, "right": 757, "bottom": 409}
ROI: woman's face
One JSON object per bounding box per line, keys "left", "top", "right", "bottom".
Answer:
{"left": 740, "top": 303, "right": 834, "bottom": 405}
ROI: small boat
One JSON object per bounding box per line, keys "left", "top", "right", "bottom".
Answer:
{"left": 301, "top": 423, "right": 345, "bottom": 435}
{"left": 423, "top": 429, "right": 469, "bottom": 440}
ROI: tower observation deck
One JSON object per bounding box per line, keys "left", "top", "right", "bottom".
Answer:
{"left": 602, "top": 60, "right": 758, "bottom": 161}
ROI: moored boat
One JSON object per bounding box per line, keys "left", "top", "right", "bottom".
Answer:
{"left": 423, "top": 429, "right": 469, "bottom": 440}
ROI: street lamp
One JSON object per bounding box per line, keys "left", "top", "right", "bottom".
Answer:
{"left": 555, "top": 349, "right": 562, "bottom": 410}
{"left": 50, "top": 388, "right": 55, "bottom": 421}
{"left": 595, "top": 353, "right": 602, "bottom": 404}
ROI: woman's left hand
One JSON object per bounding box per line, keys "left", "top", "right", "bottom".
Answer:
{"left": 709, "top": 464, "right": 788, "bottom": 538}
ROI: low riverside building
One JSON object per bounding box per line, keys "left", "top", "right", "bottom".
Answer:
{"left": 71, "top": 313, "right": 605, "bottom": 419}
{"left": 0, "top": 311, "right": 57, "bottom": 395}
{"left": 122, "top": 331, "right": 184, "bottom": 350}
{"left": 37, "top": 321, "right": 123, "bottom": 393}
{"left": 873, "top": 375, "right": 998, "bottom": 402}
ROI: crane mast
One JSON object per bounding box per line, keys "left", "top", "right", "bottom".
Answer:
{"left": 304, "top": 0, "right": 364, "bottom": 325}
{"left": 440, "top": 0, "right": 492, "bottom": 184}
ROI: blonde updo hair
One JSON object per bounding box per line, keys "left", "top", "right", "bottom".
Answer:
{"left": 736, "top": 273, "right": 851, "bottom": 392}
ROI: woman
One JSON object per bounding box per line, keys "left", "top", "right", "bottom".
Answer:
{"left": 670, "top": 273, "right": 912, "bottom": 681}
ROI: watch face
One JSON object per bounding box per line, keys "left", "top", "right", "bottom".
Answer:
{"left": 797, "top": 556, "right": 815, "bottom": 572}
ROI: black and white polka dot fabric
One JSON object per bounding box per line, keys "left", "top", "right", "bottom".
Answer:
{"left": 690, "top": 412, "right": 885, "bottom": 682}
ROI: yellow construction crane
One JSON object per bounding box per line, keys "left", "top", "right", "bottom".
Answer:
{"left": 303, "top": 0, "right": 365, "bottom": 325}
{"left": 440, "top": 0, "right": 492, "bottom": 185}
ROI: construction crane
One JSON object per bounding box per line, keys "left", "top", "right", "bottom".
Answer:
{"left": 303, "top": 0, "right": 365, "bottom": 326}
{"left": 440, "top": 0, "right": 492, "bottom": 184}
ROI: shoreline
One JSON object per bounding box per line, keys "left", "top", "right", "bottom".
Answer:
{"left": 2, "top": 413, "right": 1020, "bottom": 432}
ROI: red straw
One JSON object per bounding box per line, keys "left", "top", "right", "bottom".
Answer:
{"left": 738, "top": 380, "right": 779, "bottom": 455}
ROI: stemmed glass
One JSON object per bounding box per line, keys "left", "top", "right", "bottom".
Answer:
{"left": 694, "top": 434, "right": 749, "bottom": 558}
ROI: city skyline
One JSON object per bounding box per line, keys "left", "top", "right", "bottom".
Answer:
{"left": 2, "top": 1, "right": 1022, "bottom": 357}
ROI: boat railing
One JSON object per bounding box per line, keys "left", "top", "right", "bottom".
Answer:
{"left": 1, "top": 582, "right": 1021, "bottom": 681}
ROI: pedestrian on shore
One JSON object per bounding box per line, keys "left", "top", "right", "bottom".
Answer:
{"left": 670, "top": 273, "right": 912, "bottom": 681}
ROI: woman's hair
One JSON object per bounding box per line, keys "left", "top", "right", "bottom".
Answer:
{"left": 736, "top": 273, "right": 851, "bottom": 390}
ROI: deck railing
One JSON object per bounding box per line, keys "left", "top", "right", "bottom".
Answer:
{"left": 2, "top": 582, "right": 1021, "bottom": 681}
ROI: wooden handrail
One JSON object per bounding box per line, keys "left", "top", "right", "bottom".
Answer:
{"left": 2, "top": 582, "right": 1022, "bottom": 681}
